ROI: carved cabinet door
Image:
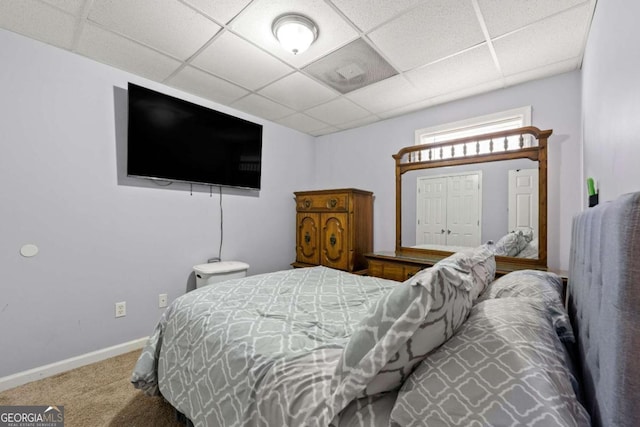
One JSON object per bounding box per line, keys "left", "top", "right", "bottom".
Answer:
{"left": 294, "top": 188, "right": 373, "bottom": 272}
{"left": 296, "top": 212, "right": 320, "bottom": 265}
{"left": 320, "top": 212, "right": 349, "bottom": 271}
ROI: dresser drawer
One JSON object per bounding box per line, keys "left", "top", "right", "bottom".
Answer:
{"left": 368, "top": 259, "right": 423, "bottom": 282}
{"left": 296, "top": 193, "right": 348, "bottom": 211}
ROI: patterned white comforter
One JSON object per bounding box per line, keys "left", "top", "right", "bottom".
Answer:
{"left": 131, "top": 266, "right": 399, "bottom": 426}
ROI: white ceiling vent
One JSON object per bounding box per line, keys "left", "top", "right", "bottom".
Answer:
{"left": 335, "top": 63, "right": 365, "bottom": 80}
{"left": 303, "top": 38, "right": 398, "bottom": 94}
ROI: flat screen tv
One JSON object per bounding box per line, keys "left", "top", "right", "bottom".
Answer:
{"left": 127, "top": 83, "right": 263, "bottom": 190}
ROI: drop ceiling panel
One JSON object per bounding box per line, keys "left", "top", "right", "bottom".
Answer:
{"left": 87, "top": 0, "right": 221, "bottom": 60}
{"left": 369, "top": 0, "right": 485, "bottom": 72}
{"left": 377, "top": 98, "right": 434, "bottom": 119}
{"left": 231, "top": 94, "right": 295, "bottom": 120}
{"left": 329, "top": 0, "right": 426, "bottom": 32}
{"left": 504, "top": 57, "right": 580, "bottom": 87}
{"left": 180, "top": 0, "right": 252, "bottom": 25}
{"left": 493, "top": 4, "right": 592, "bottom": 76}
{"left": 41, "top": 0, "right": 86, "bottom": 16}
{"left": 0, "top": 0, "right": 597, "bottom": 136}
{"left": 192, "top": 31, "right": 293, "bottom": 90}
{"left": 406, "top": 45, "right": 502, "bottom": 99}
{"left": 304, "top": 98, "right": 371, "bottom": 126}
{"left": 424, "top": 79, "right": 504, "bottom": 107}
{"left": 0, "top": 0, "right": 77, "bottom": 49}
{"left": 167, "top": 66, "right": 249, "bottom": 105}
{"left": 478, "top": 0, "right": 588, "bottom": 38}
{"left": 77, "top": 24, "right": 183, "bottom": 82}
{"left": 310, "top": 126, "right": 340, "bottom": 137}
{"left": 346, "top": 75, "right": 425, "bottom": 114}
{"left": 276, "top": 113, "right": 329, "bottom": 134}
{"left": 259, "top": 72, "right": 338, "bottom": 110}
{"left": 229, "top": 0, "right": 359, "bottom": 68}
{"left": 335, "top": 115, "right": 380, "bottom": 131}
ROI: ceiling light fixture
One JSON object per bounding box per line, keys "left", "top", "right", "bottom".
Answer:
{"left": 272, "top": 14, "right": 318, "bottom": 55}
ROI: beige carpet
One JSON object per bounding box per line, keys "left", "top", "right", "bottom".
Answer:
{"left": 0, "top": 350, "right": 182, "bottom": 427}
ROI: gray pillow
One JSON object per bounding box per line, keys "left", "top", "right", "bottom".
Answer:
{"left": 477, "top": 269, "right": 574, "bottom": 342}
{"left": 517, "top": 238, "right": 539, "bottom": 258}
{"left": 438, "top": 244, "right": 496, "bottom": 301}
{"left": 390, "top": 298, "right": 590, "bottom": 426}
{"left": 517, "top": 226, "right": 535, "bottom": 242}
{"left": 330, "top": 261, "right": 475, "bottom": 409}
{"left": 491, "top": 230, "right": 532, "bottom": 257}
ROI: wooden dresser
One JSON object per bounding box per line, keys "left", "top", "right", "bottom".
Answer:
{"left": 366, "top": 251, "right": 550, "bottom": 282}
{"left": 293, "top": 188, "right": 373, "bottom": 273}
{"left": 366, "top": 251, "right": 441, "bottom": 281}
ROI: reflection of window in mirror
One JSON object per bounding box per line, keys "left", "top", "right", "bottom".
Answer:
{"left": 414, "top": 106, "right": 532, "bottom": 154}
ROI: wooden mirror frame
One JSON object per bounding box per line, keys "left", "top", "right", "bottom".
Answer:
{"left": 395, "top": 126, "right": 552, "bottom": 271}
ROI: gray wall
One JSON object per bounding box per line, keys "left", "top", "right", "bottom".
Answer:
{"left": 0, "top": 29, "right": 315, "bottom": 377}
{"left": 582, "top": 0, "right": 640, "bottom": 202}
{"left": 315, "top": 71, "right": 583, "bottom": 272}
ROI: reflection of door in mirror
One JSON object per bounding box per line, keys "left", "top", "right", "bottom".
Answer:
{"left": 507, "top": 168, "right": 539, "bottom": 258}
{"left": 508, "top": 168, "right": 539, "bottom": 238}
{"left": 402, "top": 158, "right": 535, "bottom": 251}
{"left": 415, "top": 172, "right": 481, "bottom": 248}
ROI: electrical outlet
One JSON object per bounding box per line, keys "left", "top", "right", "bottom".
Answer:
{"left": 115, "top": 301, "right": 126, "bottom": 318}
{"left": 159, "top": 293, "right": 168, "bottom": 308}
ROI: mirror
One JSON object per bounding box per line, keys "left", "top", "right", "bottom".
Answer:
{"left": 401, "top": 158, "right": 538, "bottom": 248}
{"left": 395, "top": 126, "right": 551, "bottom": 270}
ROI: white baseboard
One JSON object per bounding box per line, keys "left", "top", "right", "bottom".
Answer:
{"left": 0, "top": 337, "right": 149, "bottom": 393}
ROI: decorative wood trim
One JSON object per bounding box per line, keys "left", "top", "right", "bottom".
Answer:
{"left": 394, "top": 126, "right": 551, "bottom": 271}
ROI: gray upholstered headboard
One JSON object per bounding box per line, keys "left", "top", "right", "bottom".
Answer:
{"left": 568, "top": 192, "right": 640, "bottom": 427}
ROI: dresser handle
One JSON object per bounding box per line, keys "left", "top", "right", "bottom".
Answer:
{"left": 303, "top": 199, "right": 311, "bottom": 208}
{"left": 328, "top": 199, "right": 337, "bottom": 208}
{"left": 329, "top": 233, "right": 337, "bottom": 247}
{"left": 304, "top": 231, "right": 311, "bottom": 244}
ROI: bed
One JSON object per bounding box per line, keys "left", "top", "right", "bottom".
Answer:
{"left": 132, "top": 192, "right": 640, "bottom": 426}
